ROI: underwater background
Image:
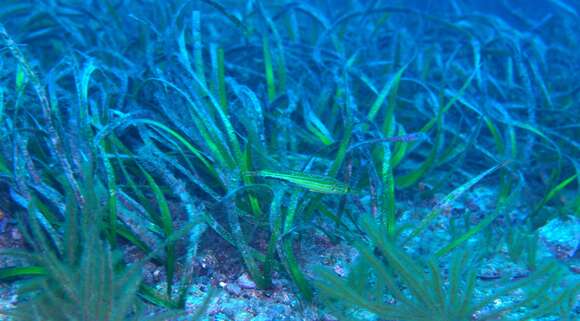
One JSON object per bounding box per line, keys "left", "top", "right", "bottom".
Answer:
{"left": 0, "top": 0, "right": 578, "bottom": 320}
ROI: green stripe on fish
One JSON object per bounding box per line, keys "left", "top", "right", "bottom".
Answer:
{"left": 244, "top": 169, "right": 354, "bottom": 194}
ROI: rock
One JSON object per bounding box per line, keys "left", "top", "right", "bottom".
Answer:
{"left": 539, "top": 216, "right": 580, "bottom": 260}
{"left": 10, "top": 228, "right": 21, "bottom": 241}
{"left": 225, "top": 283, "right": 242, "bottom": 296}
{"left": 237, "top": 273, "right": 257, "bottom": 289}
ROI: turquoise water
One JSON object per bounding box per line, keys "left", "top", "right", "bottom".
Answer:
{"left": 0, "top": 1, "right": 578, "bottom": 320}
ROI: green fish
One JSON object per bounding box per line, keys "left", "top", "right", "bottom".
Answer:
{"left": 244, "top": 169, "right": 355, "bottom": 194}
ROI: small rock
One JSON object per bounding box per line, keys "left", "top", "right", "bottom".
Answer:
{"left": 271, "top": 278, "right": 289, "bottom": 289}
{"left": 237, "top": 273, "right": 257, "bottom": 289}
{"left": 152, "top": 269, "right": 161, "bottom": 281}
{"left": 225, "top": 283, "right": 242, "bottom": 296}
{"left": 10, "top": 228, "right": 21, "bottom": 241}
{"left": 539, "top": 216, "right": 580, "bottom": 260}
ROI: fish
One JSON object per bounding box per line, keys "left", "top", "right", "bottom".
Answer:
{"left": 244, "top": 169, "right": 355, "bottom": 194}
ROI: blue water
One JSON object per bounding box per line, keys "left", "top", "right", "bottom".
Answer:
{"left": 0, "top": 0, "right": 578, "bottom": 320}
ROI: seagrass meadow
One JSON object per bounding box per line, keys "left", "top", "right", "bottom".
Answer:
{"left": 0, "top": 0, "right": 578, "bottom": 320}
